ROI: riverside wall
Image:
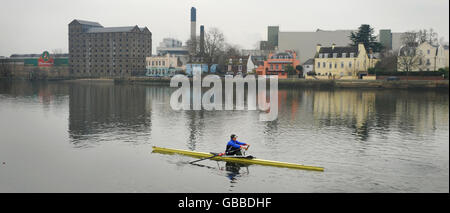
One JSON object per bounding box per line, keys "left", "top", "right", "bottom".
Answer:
{"left": 114, "top": 77, "right": 449, "bottom": 89}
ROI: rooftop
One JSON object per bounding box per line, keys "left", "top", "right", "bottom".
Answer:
{"left": 73, "top": 19, "right": 103, "bottom": 27}
{"left": 303, "top": 58, "right": 314, "bottom": 65}
{"left": 87, "top": 26, "right": 141, "bottom": 33}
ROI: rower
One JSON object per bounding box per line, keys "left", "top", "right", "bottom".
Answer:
{"left": 219, "top": 134, "right": 250, "bottom": 156}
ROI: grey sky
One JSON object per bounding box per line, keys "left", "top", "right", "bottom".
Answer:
{"left": 0, "top": 0, "right": 448, "bottom": 56}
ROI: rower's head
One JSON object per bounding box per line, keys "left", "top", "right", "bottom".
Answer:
{"left": 230, "top": 134, "right": 237, "bottom": 141}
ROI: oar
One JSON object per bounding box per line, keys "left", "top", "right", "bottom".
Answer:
{"left": 189, "top": 153, "right": 223, "bottom": 164}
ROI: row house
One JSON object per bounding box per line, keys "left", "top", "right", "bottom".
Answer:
{"left": 255, "top": 51, "right": 300, "bottom": 79}
{"left": 314, "top": 43, "right": 378, "bottom": 78}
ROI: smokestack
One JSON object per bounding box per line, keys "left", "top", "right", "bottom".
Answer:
{"left": 200, "top": 25, "right": 205, "bottom": 55}
{"left": 190, "top": 7, "right": 197, "bottom": 54}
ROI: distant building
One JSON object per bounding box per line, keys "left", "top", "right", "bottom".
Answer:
{"left": 277, "top": 28, "right": 356, "bottom": 63}
{"left": 7, "top": 51, "right": 68, "bottom": 66}
{"left": 68, "top": 19, "right": 152, "bottom": 77}
{"left": 255, "top": 51, "right": 300, "bottom": 79}
{"left": 268, "top": 26, "right": 279, "bottom": 47}
{"left": 397, "top": 41, "right": 447, "bottom": 71}
{"left": 258, "top": 26, "right": 279, "bottom": 51}
{"left": 146, "top": 54, "right": 183, "bottom": 77}
{"left": 314, "top": 43, "right": 378, "bottom": 78}
{"left": 185, "top": 64, "right": 215, "bottom": 76}
{"left": 302, "top": 58, "right": 314, "bottom": 76}
{"left": 246, "top": 55, "right": 259, "bottom": 74}
{"left": 378, "top": 29, "right": 409, "bottom": 52}
{"left": 259, "top": 41, "right": 275, "bottom": 51}
{"left": 156, "top": 38, "right": 189, "bottom": 65}
{"left": 444, "top": 45, "right": 449, "bottom": 68}
{"left": 157, "top": 38, "right": 188, "bottom": 55}
{"left": 225, "top": 56, "right": 249, "bottom": 75}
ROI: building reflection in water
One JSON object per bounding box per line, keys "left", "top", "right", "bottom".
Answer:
{"left": 312, "top": 90, "right": 376, "bottom": 140}
{"left": 68, "top": 82, "right": 151, "bottom": 147}
{"left": 275, "top": 88, "right": 448, "bottom": 142}
{"left": 65, "top": 80, "right": 448, "bottom": 148}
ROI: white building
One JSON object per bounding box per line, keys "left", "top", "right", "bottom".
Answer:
{"left": 302, "top": 58, "right": 314, "bottom": 76}
{"left": 246, "top": 55, "right": 258, "bottom": 74}
{"left": 398, "top": 41, "right": 447, "bottom": 71}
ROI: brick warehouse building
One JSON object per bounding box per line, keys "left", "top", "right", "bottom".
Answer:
{"left": 68, "top": 19, "right": 152, "bottom": 77}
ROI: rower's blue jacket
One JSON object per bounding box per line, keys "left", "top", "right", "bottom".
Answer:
{"left": 226, "top": 140, "right": 246, "bottom": 149}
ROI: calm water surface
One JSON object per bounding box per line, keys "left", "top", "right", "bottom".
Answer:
{"left": 0, "top": 80, "right": 448, "bottom": 192}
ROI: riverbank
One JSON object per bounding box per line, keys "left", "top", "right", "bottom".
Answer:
{"left": 113, "top": 77, "right": 449, "bottom": 89}
{"left": 2, "top": 77, "right": 448, "bottom": 89}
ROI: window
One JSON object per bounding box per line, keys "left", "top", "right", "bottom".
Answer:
{"left": 319, "top": 54, "right": 323, "bottom": 58}
{"left": 427, "top": 49, "right": 430, "bottom": 55}
{"left": 333, "top": 53, "right": 337, "bottom": 58}
{"left": 349, "top": 62, "right": 352, "bottom": 68}
{"left": 324, "top": 54, "right": 328, "bottom": 58}
{"left": 323, "top": 62, "right": 326, "bottom": 68}
{"left": 276, "top": 64, "right": 279, "bottom": 70}
{"left": 334, "top": 63, "right": 337, "bottom": 69}
{"left": 341, "top": 62, "right": 344, "bottom": 68}
{"left": 329, "top": 63, "right": 332, "bottom": 69}
{"left": 342, "top": 53, "right": 347, "bottom": 58}
{"left": 317, "top": 62, "right": 320, "bottom": 68}
{"left": 350, "top": 53, "right": 354, "bottom": 58}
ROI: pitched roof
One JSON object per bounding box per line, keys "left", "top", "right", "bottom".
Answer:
{"left": 74, "top": 19, "right": 103, "bottom": 27}
{"left": 303, "top": 58, "right": 314, "bottom": 65}
{"left": 319, "top": 46, "right": 358, "bottom": 54}
{"left": 87, "top": 26, "right": 137, "bottom": 33}
{"left": 316, "top": 46, "right": 359, "bottom": 58}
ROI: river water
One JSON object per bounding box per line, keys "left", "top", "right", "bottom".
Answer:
{"left": 0, "top": 80, "right": 448, "bottom": 192}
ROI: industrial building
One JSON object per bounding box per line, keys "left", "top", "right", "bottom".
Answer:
{"left": 68, "top": 19, "right": 152, "bottom": 77}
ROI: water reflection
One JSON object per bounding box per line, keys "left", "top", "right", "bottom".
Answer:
{"left": 225, "top": 162, "right": 249, "bottom": 181}
{"left": 275, "top": 88, "right": 448, "bottom": 141}
{"left": 185, "top": 111, "right": 205, "bottom": 151}
{"left": 0, "top": 80, "right": 448, "bottom": 192}
{"left": 68, "top": 82, "right": 151, "bottom": 147}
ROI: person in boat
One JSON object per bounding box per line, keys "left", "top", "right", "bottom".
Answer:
{"left": 219, "top": 134, "right": 250, "bottom": 156}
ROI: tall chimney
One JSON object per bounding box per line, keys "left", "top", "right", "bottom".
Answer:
{"left": 200, "top": 25, "right": 205, "bottom": 55}
{"left": 190, "top": 7, "right": 197, "bottom": 54}
{"left": 316, "top": 44, "right": 322, "bottom": 53}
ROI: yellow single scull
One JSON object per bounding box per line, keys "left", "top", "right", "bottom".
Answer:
{"left": 152, "top": 146, "right": 324, "bottom": 172}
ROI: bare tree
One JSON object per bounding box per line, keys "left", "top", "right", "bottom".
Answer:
{"left": 376, "top": 50, "right": 398, "bottom": 71}
{"left": 398, "top": 31, "right": 430, "bottom": 73}
{"left": 405, "top": 29, "right": 439, "bottom": 46}
{"left": 204, "top": 27, "right": 225, "bottom": 66}
{"left": 397, "top": 46, "right": 425, "bottom": 72}
{"left": 401, "top": 31, "right": 419, "bottom": 46}
{"left": 417, "top": 28, "right": 438, "bottom": 45}
{"left": 224, "top": 44, "right": 241, "bottom": 57}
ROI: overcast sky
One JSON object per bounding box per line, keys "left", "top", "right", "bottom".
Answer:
{"left": 0, "top": 0, "right": 448, "bottom": 56}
